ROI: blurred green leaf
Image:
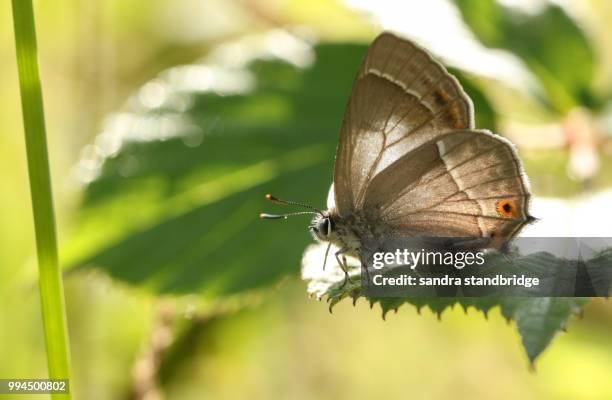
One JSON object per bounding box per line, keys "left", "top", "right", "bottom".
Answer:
{"left": 454, "top": 0, "right": 598, "bottom": 113}
{"left": 68, "top": 34, "right": 497, "bottom": 301}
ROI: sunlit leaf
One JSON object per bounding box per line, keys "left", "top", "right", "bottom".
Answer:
{"left": 453, "top": 0, "right": 598, "bottom": 113}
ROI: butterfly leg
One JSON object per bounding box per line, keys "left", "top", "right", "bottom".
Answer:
{"left": 342, "top": 255, "right": 349, "bottom": 288}
{"left": 322, "top": 242, "right": 332, "bottom": 271}
{"left": 335, "top": 247, "right": 349, "bottom": 288}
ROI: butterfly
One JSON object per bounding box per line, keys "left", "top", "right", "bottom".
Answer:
{"left": 261, "top": 32, "right": 534, "bottom": 286}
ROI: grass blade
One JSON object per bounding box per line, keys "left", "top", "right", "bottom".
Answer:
{"left": 11, "top": 0, "right": 72, "bottom": 397}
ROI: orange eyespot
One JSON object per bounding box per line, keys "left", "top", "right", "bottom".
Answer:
{"left": 434, "top": 89, "right": 450, "bottom": 104}
{"left": 496, "top": 199, "right": 517, "bottom": 218}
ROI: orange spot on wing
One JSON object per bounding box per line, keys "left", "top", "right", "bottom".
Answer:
{"left": 496, "top": 199, "right": 518, "bottom": 218}
{"left": 434, "top": 89, "right": 467, "bottom": 129}
{"left": 449, "top": 104, "right": 465, "bottom": 128}
{"left": 434, "top": 89, "right": 451, "bottom": 104}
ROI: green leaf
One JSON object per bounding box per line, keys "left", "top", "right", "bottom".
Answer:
{"left": 453, "top": 0, "right": 598, "bottom": 113}
{"left": 68, "top": 34, "right": 498, "bottom": 302}
{"left": 510, "top": 298, "right": 587, "bottom": 363}
{"left": 302, "top": 243, "right": 601, "bottom": 362}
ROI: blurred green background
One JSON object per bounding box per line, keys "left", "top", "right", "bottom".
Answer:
{"left": 2, "top": 0, "right": 612, "bottom": 399}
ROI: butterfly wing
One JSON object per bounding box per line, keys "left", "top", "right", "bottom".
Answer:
{"left": 333, "top": 32, "right": 474, "bottom": 217}
{"left": 362, "top": 129, "right": 532, "bottom": 238}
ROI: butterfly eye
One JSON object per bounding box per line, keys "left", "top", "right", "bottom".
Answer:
{"left": 317, "top": 218, "right": 331, "bottom": 237}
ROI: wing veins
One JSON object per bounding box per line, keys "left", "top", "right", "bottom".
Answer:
{"left": 420, "top": 174, "right": 524, "bottom": 212}
{"left": 443, "top": 194, "right": 528, "bottom": 203}
{"left": 364, "top": 44, "right": 436, "bottom": 142}
{"left": 386, "top": 96, "right": 463, "bottom": 149}
{"left": 385, "top": 210, "right": 519, "bottom": 222}
{"left": 381, "top": 174, "right": 523, "bottom": 219}
{"left": 354, "top": 64, "right": 430, "bottom": 205}
{"left": 383, "top": 70, "right": 457, "bottom": 146}
{"left": 360, "top": 39, "right": 403, "bottom": 140}
{"left": 380, "top": 142, "right": 506, "bottom": 213}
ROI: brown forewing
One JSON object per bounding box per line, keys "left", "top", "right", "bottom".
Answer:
{"left": 333, "top": 32, "right": 474, "bottom": 217}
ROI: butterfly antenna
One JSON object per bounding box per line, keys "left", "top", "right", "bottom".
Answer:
{"left": 263, "top": 194, "right": 323, "bottom": 215}
{"left": 260, "top": 211, "right": 318, "bottom": 220}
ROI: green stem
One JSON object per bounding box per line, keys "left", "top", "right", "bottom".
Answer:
{"left": 11, "top": 0, "right": 72, "bottom": 398}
